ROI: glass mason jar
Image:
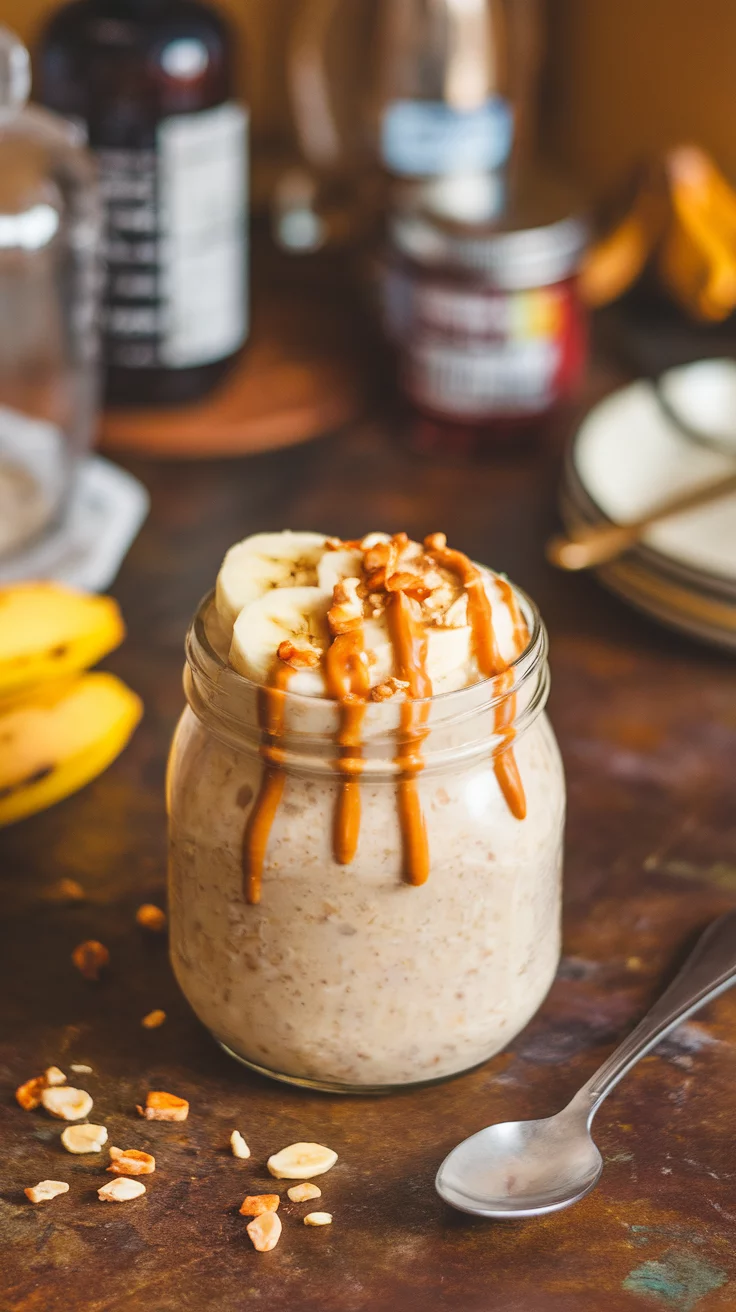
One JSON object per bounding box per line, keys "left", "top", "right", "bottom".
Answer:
{"left": 167, "top": 585, "right": 565, "bottom": 1093}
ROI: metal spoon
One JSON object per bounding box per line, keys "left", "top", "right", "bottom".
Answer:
{"left": 436, "top": 909, "right": 736, "bottom": 1219}
{"left": 547, "top": 469, "right": 736, "bottom": 571}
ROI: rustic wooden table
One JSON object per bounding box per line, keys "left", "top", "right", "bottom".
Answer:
{"left": 3, "top": 365, "right": 736, "bottom": 1312}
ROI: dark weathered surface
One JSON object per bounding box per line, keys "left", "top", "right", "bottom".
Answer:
{"left": 2, "top": 348, "right": 736, "bottom": 1312}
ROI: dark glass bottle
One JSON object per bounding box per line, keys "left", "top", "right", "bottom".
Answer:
{"left": 36, "top": 0, "right": 248, "bottom": 408}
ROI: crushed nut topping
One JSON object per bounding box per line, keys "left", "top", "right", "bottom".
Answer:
{"left": 136, "top": 904, "right": 167, "bottom": 932}
{"left": 370, "top": 676, "right": 410, "bottom": 703}
{"left": 98, "top": 1177, "right": 146, "bottom": 1203}
{"left": 25, "top": 1180, "right": 69, "bottom": 1204}
{"left": 136, "top": 1091, "right": 189, "bottom": 1121}
{"left": 327, "top": 576, "right": 364, "bottom": 636}
{"left": 239, "top": 1194, "right": 280, "bottom": 1217}
{"left": 61, "top": 1124, "right": 108, "bottom": 1154}
{"left": 71, "top": 940, "right": 109, "bottom": 980}
{"left": 108, "top": 1147, "right": 156, "bottom": 1176}
{"left": 304, "top": 1211, "right": 333, "bottom": 1226}
{"left": 246, "top": 1211, "right": 282, "bottom": 1252}
{"left": 141, "top": 1009, "right": 167, "bottom": 1029}
{"left": 277, "top": 638, "right": 322, "bottom": 670}
{"left": 41, "top": 1086, "right": 93, "bottom": 1121}
{"left": 287, "top": 1183, "right": 322, "bottom": 1203}
{"left": 230, "top": 1130, "right": 250, "bottom": 1159}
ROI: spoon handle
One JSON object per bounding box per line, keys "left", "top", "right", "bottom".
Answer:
{"left": 578, "top": 910, "right": 736, "bottom": 1118}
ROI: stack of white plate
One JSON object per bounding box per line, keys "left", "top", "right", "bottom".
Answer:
{"left": 561, "top": 360, "right": 736, "bottom": 651}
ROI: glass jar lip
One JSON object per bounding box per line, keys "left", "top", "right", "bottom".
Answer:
{"left": 187, "top": 580, "right": 546, "bottom": 713}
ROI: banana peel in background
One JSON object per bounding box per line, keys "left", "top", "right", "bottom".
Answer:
{"left": 0, "top": 583, "right": 142, "bottom": 827}
{"left": 580, "top": 146, "right": 736, "bottom": 323}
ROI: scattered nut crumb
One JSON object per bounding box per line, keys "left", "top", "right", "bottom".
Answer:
{"left": 107, "top": 1147, "right": 155, "bottom": 1176}
{"left": 246, "top": 1211, "right": 282, "bottom": 1252}
{"left": 70, "top": 1064, "right": 93, "bottom": 1075}
{"left": 98, "top": 1178, "right": 146, "bottom": 1203}
{"left": 287, "top": 1183, "right": 322, "bottom": 1203}
{"left": 141, "top": 1009, "right": 166, "bottom": 1029}
{"left": 71, "top": 940, "right": 109, "bottom": 981}
{"left": 304, "top": 1212, "right": 332, "bottom": 1226}
{"left": 41, "top": 1086, "right": 93, "bottom": 1121}
{"left": 267, "top": 1142, "right": 337, "bottom": 1180}
{"left": 239, "top": 1194, "right": 280, "bottom": 1217}
{"left": 230, "top": 1130, "right": 250, "bottom": 1159}
{"left": 44, "top": 1066, "right": 66, "bottom": 1087}
{"left": 61, "top": 1124, "right": 108, "bottom": 1154}
{"left": 136, "top": 1091, "right": 189, "bottom": 1121}
{"left": 50, "top": 878, "right": 85, "bottom": 902}
{"left": 25, "top": 1180, "right": 69, "bottom": 1204}
{"left": 15, "top": 1076, "right": 48, "bottom": 1111}
{"left": 136, "top": 904, "right": 167, "bottom": 932}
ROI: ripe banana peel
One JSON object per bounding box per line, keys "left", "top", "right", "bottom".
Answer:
{"left": 0, "top": 672, "right": 142, "bottom": 827}
{"left": 0, "top": 583, "right": 142, "bottom": 826}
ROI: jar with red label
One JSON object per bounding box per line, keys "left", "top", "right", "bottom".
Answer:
{"left": 381, "top": 171, "right": 588, "bottom": 451}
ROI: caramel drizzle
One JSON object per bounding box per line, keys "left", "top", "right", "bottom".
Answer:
{"left": 424, "top": 536, "right": 527, "bottom": 821}
{"left": 242, "top": 664, "right": 291, "bottom": 904}
{"left": 387, "top": 589, "right": 433, "bottom": 886}
{"left": 325, "top": 627, "right": 370, "bottom": 865}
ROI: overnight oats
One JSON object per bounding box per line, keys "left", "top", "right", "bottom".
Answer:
{"left": 167, "top": 531, "right": 565, "bottom": 1091}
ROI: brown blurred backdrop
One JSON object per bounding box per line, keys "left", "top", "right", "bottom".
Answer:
{"left": 12, "top": 0, "right": 736, "bottom": 201}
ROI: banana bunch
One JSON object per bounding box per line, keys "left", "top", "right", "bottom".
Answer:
{"left": 0, "top": 583, "right": 142, "bottom": 827}
{"left": 580, "top": 147, "right": 736, "bottom": 322}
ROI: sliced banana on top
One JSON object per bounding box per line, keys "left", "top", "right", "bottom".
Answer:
{"left": 216, "top": 531, "right": 328, "bottom": 631}
{"left": 230, "top": 586, "right": 332, "bottom": 692}
{"left": 316, "top": 548, "right": 363, "bottom": 594}
{"left": 361, "top": 614, "right": 473, "bottom": 694}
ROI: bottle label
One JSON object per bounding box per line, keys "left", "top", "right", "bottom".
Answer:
{"left": 381, "top": 97, "right": 513, "bottom": 177}
{"left": 98, "top": 103, "right": 248, "bottom": 371}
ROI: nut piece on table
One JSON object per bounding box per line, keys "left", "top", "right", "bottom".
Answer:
{"left": 61, "top": 1124, "right": 108, "bottom": 1154}
{"left": 136, "top": 1091, "right": 189, "bottom": 1121}
{"left": 41, "top": 1086, "right": 93, "bottom": 1121}
{"left": 50, "top": 877, "right": 85, "bottom": 902}
{"left": 304, "top": 1212, "right": 333, "bottom": 1226}
{"left": 71, "top": 940, "right": 110, "bottom": 981}
{"left": 98, "top": 1178, "right": 146, "bottom": 1203}
{"left": 287, "top": 1183, "right": 322, "bottom": 1203}
{"left": 16, "top": 1076, "right": 48, "bottom": 1111}
{"left": 246, "top": 1211, "right": 282, "bottom": 1252}
{"left": 70, "top": 1064, "right": 93, "bottom": 1074}
{"left": 107, "top": 1147, "right": 156, "bottom": 1176}
{"left": 136, "top": 904, "right": 167, "bottom": 932}
{"left": 239, "top": 1194, "right": 280, "bottom": 1217}
{"left": 267, "top": 1142, "right": 337, "bottom": 1180}
{"left": 230, "top": 1130, "right": 250, "bottom": 1159}
{"left": 25, "top": 1180, "right": 69, "bottom": 1204}
{"left": 141, "top": 1009, "right": 166, "bottom": 1029}
{"left": 44, "top": 1066, "right": 67, "bottom": 1087}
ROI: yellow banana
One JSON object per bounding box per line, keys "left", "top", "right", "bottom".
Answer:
{"left": 0, "top": 672, "right": 142, "bottom": 827}
{"left": 0, "top": 583, "right": 125, "bottom": 697}
{"left": 580, "top": 181, "right": 666, "bottom": 309}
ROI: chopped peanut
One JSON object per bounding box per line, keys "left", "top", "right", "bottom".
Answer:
{"left": 136, "top": 904, "right": 167, "bottom": 932}
{"left": 25, "top": 1180, "right": 69, "bottom": 1204}
{"left": 44, "top": 1066, "right": 66, "bottom": 1087}
{"left": 61, "top": 1124, "right": 108, "bottom": 1154}
{"left": 71, "top": 940, "right": 109, "bottom": 981}
{"left": 304, "top": 1212, "right": 332, "bottom": 1226}
{"left": 70, "top": 1064, "right": 93, "bottom": 1075}
{"left": 98, "top": 1178, "right": 146, "bottom": 1203}
{"left": 277, "top": 639, "right": 322, "bottom": 670}
{"left": 15, "top": 1076, "right": 47, "bottom": 1111}
{"left": 136, "top": 1091, "right": 189, "bottom": 1121}
{"left": 239, "top": 1194, "right": 280, "bottom": 1217}
{"left": 287, "top": 1183, "right": 322, "bottom": 1203}
{"left": 107, "top": 1147, "right": 155, "bottom": 1176}
{"left": 141, "top": 1009, "right": 166, "bottom": 1029}
{"left": 41, "top": 1086, "right": 93, "bottom": 1121}
{"left": 50, "top": 878, "right": 85, "bottom": 902}
{"left": 267, "top": 1142, "right": 337, "bottom": 1180}
{"left": 230, "top": 1130, "right": 250, "bottom": 1159}
{"left": 246, "top": 1211, "right": 282, "bottom": 1252}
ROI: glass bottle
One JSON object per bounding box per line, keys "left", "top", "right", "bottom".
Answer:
{"left": 36, "top": 0, "right": 248, "bottom": 409}
{"left": 0, "top": 28, "right": 101, "bottom": 559}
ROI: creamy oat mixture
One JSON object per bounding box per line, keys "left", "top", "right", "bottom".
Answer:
{"left": 168, "top": 531, "right": 565, "bottom": 1088}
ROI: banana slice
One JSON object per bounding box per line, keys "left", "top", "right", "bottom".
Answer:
{"left": 216, "top": 532, "right": 328, "bottom": 631}
{"left": 267, "top": 1142, "right": 338, "bottom": 1180}
{"left": 230, "top": 586, "right": 332, "bottom": 692}
{"left": 316, "top": 548, "right": 363, "bottom": 593}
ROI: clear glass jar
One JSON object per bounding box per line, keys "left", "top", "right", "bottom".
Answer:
{"left": 0, "top": 28, "right": 100, "bottom": 559}
{"left": 167, "top": 585, "right": 565, "bottom": 1093}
